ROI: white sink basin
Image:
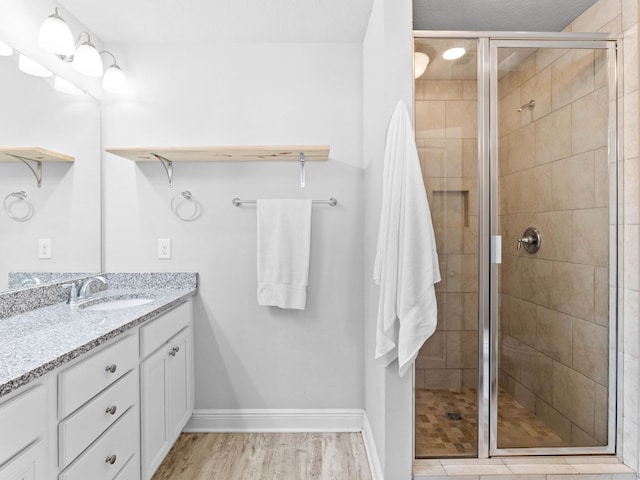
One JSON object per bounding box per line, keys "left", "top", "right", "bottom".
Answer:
{"left": 81, "top": 297, "right": 155, "bottom": 311}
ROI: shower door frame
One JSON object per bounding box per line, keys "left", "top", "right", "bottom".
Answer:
{"left": 412, "top": 31, "right": 621, "bottom": 460}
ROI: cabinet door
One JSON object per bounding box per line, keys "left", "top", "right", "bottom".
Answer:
{"left": 140, "top": 346, "right": 170, "bottom": 480}
{"left": 167, "top": 328, "right": 191, "bottom": 442}
{"left": 0, "top": 441, "right": 46, "bottom": 480}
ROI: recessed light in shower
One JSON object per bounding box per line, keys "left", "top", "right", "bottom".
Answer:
{"left": 442, "top": 47, "right": 466, "bottom": 60}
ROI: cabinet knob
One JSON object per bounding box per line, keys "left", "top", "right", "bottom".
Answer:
{"left": 105, "top": 364, "right": 117, "bottom": 373}
{"left": 169, "top": 349, "right": 175, "bottom": 357}
{"left": 105, "top": 454, "right": 117, "bottom": 465}
{"left": 174, "top": 346, "right": 180, "bottom": 353}
{"left": 106, "top": 405, "right": 117, "bottom": 415}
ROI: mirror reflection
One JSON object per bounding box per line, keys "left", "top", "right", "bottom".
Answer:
{"left": 0, "top": 45, "right": 101, "bottom": 292}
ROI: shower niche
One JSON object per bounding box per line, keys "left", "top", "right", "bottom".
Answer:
{"left": 414, "top": 35, "right": 617, "bottom": 459}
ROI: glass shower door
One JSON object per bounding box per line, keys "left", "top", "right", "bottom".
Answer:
{"left": 490, "top": 40, "right": 617, "bottom": 454}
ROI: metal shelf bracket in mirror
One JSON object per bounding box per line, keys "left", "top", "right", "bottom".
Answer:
{"left": 150, "top": 153, "right": 173, "bottom": 187}
{"left": 7, "top": 154, "right": 42, "bottom": 188}
{"left": 299, "top": 152, "right": 305, "bottom": 188}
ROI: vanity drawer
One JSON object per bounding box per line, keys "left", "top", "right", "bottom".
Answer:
{"left": 59, "top": 408, "right": 137, "bottom": 480}
{"left": 140, "top": 301, "right": 190, "bottom": 358}
{"left": 0, "top": 385, "right": 46, "bottom": 467}
{"left": 113, "top": 454, "right": 139, "bottom": 480}
{"left": 59, "top": 334, "right": 138, "bottom": 418}
{"left": 59, "top": 371, "right": 137, "bottom": 468}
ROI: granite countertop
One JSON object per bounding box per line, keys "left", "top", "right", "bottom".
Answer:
{"left": 0, "top": 287, "right": 196, "bottom": 398}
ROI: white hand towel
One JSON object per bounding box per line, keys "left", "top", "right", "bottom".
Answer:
{"left": 374, "top": 100, "right": 441, "bottom": 377}
{"left": 257, "top": 199, "right": 312, "bottom": 310}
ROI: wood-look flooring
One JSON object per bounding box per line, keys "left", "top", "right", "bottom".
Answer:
{"left": 152, "top": 432, "right": 373, "bottom": 480}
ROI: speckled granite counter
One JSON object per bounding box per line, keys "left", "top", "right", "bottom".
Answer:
{"left": 0, "top": 272, "right": 197, "bottom": 398}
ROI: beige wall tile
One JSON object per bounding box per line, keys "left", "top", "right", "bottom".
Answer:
{"left": 624, "top": 157, "right": 639, "bottom": 224}
{"left": 521, "top": 65, "right": 552, "bottom": 123}
{"left": 552, "top": 262, "right": 596, "bottom": 321}
{"left": 506, "top": 123, "right": 536, "bottom": 175}
{"left": 572, "top": 0, "right": 622, "bottom": 32}
{"left": 423, "top": 79, "right": 463, "bottom": 100}
{"left": 571, "top": 424, "right": 600, "bottom": 446}
{"left": 464, "top": 292, "right": 479, "bottom": 331}
{"left": 415, "top": 100, "right": 446, "bottom": 139}
{"left": 623, "top": 353, "right": 639, "bottom": 424}
{"left": 536, "top": 48, "right": 568, "bottom": 73}
{"left": 535, "top": 105, "right": 572, "bottom": 164}
{"left": 414, "top": 79, "right": 425, "bottom": 101}
{"left": 417, "top": 331, "right": 447, "bottom": 369}
{"left": 623, "top": 89, "right": 639, "bottom": 159}
{"left": 595, "top": 266, "right": 610, "bottom": 327}
{"left": 505, "top": 296, "right": 537, "bottom": 347}
{"left": 462, "top": 369, "right": 478, "bottom": 388}
{"left": 446, "top": 331, "right": 478, "bottom": 369}
{"left": 463, "top": 80, "right": 478, "bottom": 100}
{"left": 623, "top": 225, "right": 640, "bottom": 291}
{"left": 522, "top": 163, "right": 553, "bottom": 213}
{"left": 553, "top": 362, "right": 596, "bottom": 436}
{"left": 594, "top": 147, "right": 610, "bottom": 208}
{"left": 464, "top": 218, "right": 478, "bottom": 255}
{"left": 572, "top": 87, "right": 609, "bottom": 155}
{"left": 622, "top": 0, "right": 639, "bottom": 29}
{"left": 623, "top": 289, "right": 639, "bottom": 356}
{"left": 501, "top": 253, "right": 521, "bottom": 298}
{"left": 535, "top": 397, "right": 573, "bottom": 442}
{"left": 623, "top": 25, "right": 639, "bottom": 94}
{"left": 439, "top": 292, "right": 465, "bottom": 330}
{"left": 415, "top": 367, "right": 426, "bottom": 388}
{"left": 594, "top": 48, "right": 609, "bottom": 91}
{"left": 446, "top": 100, "right": 478, "bottom": 139}
{"left": 501, "top": 336, "right": 553, "bottom": 402}
{"left": 551, "top": 152, "right": 595, "bottom": 211}
{"left": 420, "top": 138, "right": 463, "bottom": 178}
{"left": 573, "top": 318, "right": 609, "bottom": 385}
{"left": 572, "top": 208, "right": 609, "bottom": 266}
{"left": 519, "top": 257, "right": 553, "bottom": 308}
{"left": 552, "top": 50, "right": 595, "bottom": 111}
{"left": 532, "top": 211, "right": 573, "bottom": 262}
{"left": 536, "top": 306, "right": 573, "bottom": 365}
{"left": 622, "top": 417, "right": 639, "bottom": 472}
{"left": 424, "top": 368, "right": 462, "bottom": 390}
{"left": 594, "top": 382, "right": 609, "bottom": 443}
{"left": 500, "top": 88, "right": 522, "bottom": 137}
{"left": 462, "top": 138, "right": 478, "bottom": 177}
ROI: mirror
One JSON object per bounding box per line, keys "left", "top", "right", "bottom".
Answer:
{"left": 0, "top": 46, "right": 101, "bottom": 291}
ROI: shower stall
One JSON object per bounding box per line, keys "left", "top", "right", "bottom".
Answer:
{"left": 413, "top": 32, "right": 618, "bottom": 458}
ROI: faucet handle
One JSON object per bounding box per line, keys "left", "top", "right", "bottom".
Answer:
{"left": 62, "top": 282, "right": 80, "bottom": 305}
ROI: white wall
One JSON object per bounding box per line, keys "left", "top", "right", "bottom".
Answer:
{"left": 363, "top": 0, "right": 414, "bottom": 477}
{"left": 102, "top": 43, "right": 365, "bottom": 410}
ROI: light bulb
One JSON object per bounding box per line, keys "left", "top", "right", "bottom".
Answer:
{"left": 414, "top": 52, "right": 430, "bottom": 79}
{"left": 103, "top": 64, "right": 128, "bottom": 93}
{"left": 55, "top": 76, "right": 82, "bottom": 95}
{"left": 442, "top": 47, "right": 466, "bottom": 61}
{"left": 72, "top": 40, "right": 103, "bottom": 76}
{"left": 39, "top": 8, "right": 75, "bottom": 56}
{"left": 0, "top": 40, "right": 12, "bottom": 56}
{"left": 18, "top": 54, "right": 52, "bottom": 77}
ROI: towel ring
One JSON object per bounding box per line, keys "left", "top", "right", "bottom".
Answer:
{"left": 171, "top": 190, "right": 201, "bottom": 221}
{"left": 4, "top": 191, "right": 34, "bottom": 221}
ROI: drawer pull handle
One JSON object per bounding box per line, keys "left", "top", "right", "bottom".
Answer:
{"left": 105, "top": 364, "right": 117, "bottom": 373}
{"left": 169, "top": 346, "right": 180, "bottom": 357}
{"left": 105, "top": 454, "right": 117, "bottom": 465}
{"left": 106, "top": 405, "right": 117, "bottom": 415}
{"left": 174, "top": 346, "right": 180, "bottom": 353}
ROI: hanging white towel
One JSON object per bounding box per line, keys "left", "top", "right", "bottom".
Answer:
{"left": 257, "top": 199, "right": 312, "bottom": 310}
{"left": 374, "top": 100, "right": 441, "bottom": 377}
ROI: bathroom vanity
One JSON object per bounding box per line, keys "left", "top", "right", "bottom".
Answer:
{"left": 0, "top": 274, "right": 196, "bottom": 480}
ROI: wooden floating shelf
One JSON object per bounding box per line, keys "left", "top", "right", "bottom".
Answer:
{"left": 105, "top": 146, "right": 330, "bottom": 162}
{"left": 0, "top": 147, "right": 74, "bottom": 163}
{"left": 0, "top": 147, "right": 74, "bottom": 187}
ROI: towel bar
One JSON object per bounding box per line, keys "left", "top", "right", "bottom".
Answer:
{"left": 232, "top": 197, "right": 337, "bottom": 207}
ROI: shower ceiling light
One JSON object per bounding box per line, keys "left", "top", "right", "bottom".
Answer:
{"left": 0, "top": 40, "right": 12, "bottom": 56}
{"left": 38, "top": 8, "right": 75, "bottom": 56}
{"left": 18, "top": 54, "right": 52, "bottom": 77}
{"left": 442, "top": 47, "right": 466, "bottom": 60}
{"left": 414, "top": 52, "right": 430, "bottom": 79}
{"left": 72, "top": 33, "right": 103, "bottom": 77}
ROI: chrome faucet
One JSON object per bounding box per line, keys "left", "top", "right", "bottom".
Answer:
{"left": 78, "top": 275, "right": 108, "bottom": 301}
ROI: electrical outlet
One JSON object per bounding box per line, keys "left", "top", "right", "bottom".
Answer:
{"left": 157, "top": 238, "right": 171, "bottom": 259}
{"left": 38, "top": 239, "right": 52, "bottom": 259}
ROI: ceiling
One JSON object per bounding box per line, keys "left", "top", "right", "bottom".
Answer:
{"left": 414, "top": 0, "right": 599, "bottom": 32}
{"left": 57, "top": 0, "right": 600, "bottom": 46}
{"left": 57, "top": 0, "right": 374, "bottom": 44}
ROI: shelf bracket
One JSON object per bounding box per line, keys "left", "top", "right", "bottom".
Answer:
{"left": 150, "top": 153, "right": 174, "bottom": 187}
{"left": 7, "top": 154, "right": 43, "bottom": 188}
{"left": 299, "top": 152, "right": 305, "bottom": 188}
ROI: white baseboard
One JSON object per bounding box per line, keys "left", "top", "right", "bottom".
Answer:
{"left": 184, "top": 408, "right": 383, "bottom": 479}
{"left": 362, "top": 414, "right": 384, "bottom": 480}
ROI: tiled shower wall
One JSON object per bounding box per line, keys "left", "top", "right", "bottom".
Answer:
{"left": 497, "top": 46, "right": 611, "bottom": 446}
{"left": 414, "top": 78, "right": 479, "bottom": 390}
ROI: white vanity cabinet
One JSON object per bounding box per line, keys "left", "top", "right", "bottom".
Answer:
{"left": 0, "top": 385, "right": 48, "bottom": 480}
{"left": 140, "top": 301, "right": 193, "bottom": 480}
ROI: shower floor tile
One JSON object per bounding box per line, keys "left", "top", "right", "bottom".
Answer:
{"left": 415, "top": 387, "right": 567, "bottom": 458}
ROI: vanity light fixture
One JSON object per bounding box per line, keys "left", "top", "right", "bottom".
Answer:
{"left": 71, "top": 33, "right": 102, "bottom": 77}
{"left": 54, "top": 76, "right": 82, "bottom": 95}
{"left": 0, "top": 40, "right": 12, "bottom": 56}
{"left": 414, "top": 52, "right": 430, "bottom": 79}
{"left": 442, "top": 47, "right": 466, "bottom": 60}
{"left": 100, "top": 51, "right": 128, "bottom": 93}
{"left": 38, "top": 8, "right": 75, "bottom": 56}
{"left": 18, "top": 54, "right": 52, "bottom": 77}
